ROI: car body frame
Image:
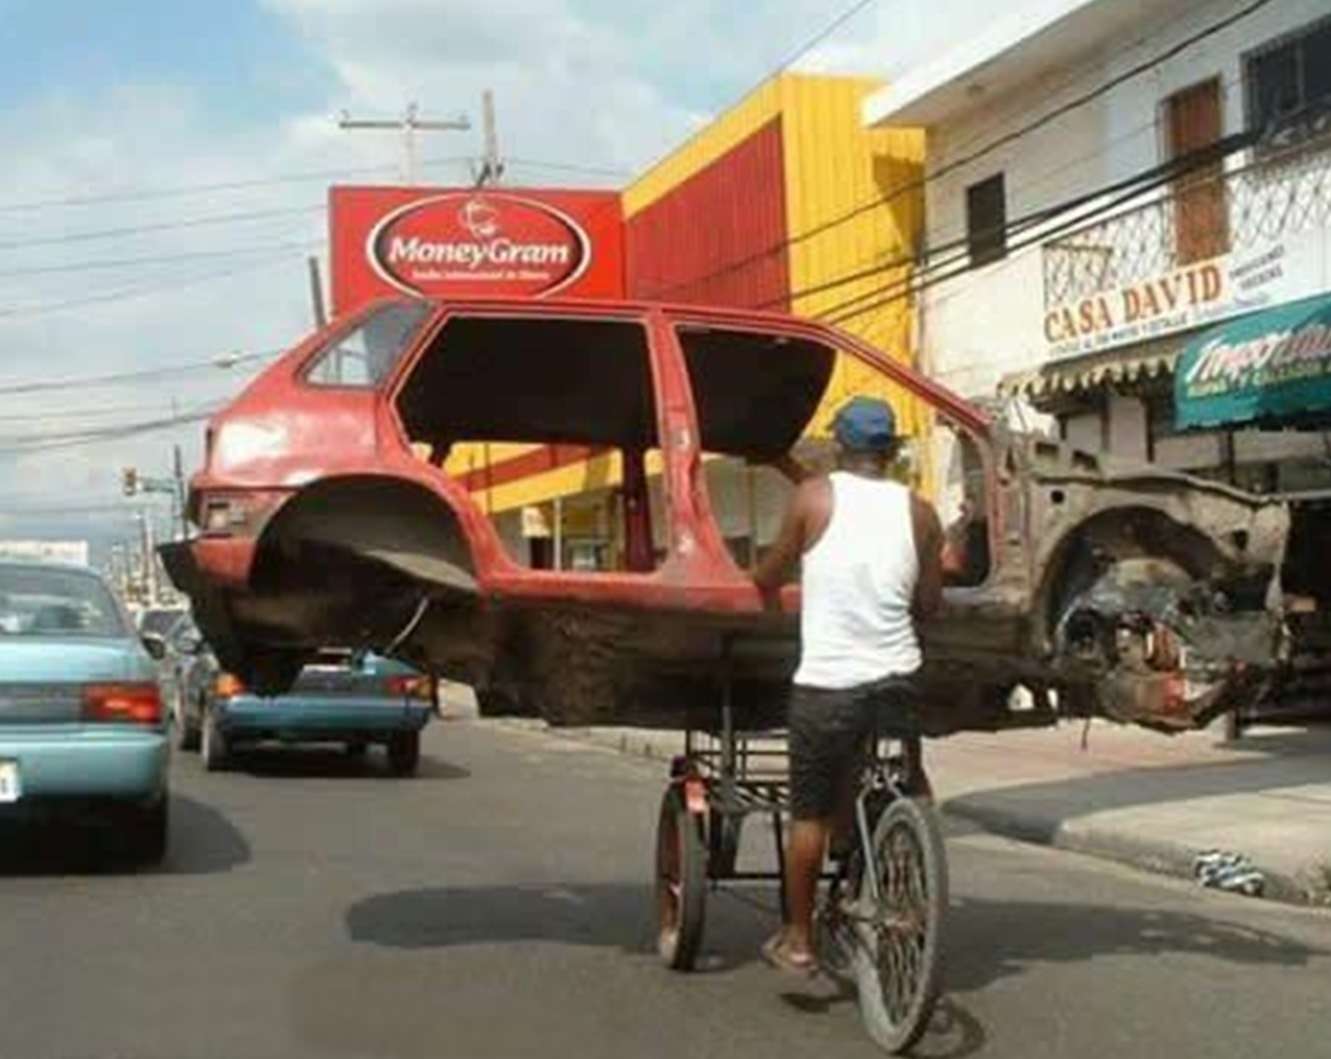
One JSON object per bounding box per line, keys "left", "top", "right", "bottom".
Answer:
{"left": 163, "top": 296, "right": 1289, "bottom": 735}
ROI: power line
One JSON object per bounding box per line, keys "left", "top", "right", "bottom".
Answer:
{"left": 649, "top": 0, "right": 1275, "bottom": 302}
{"left": 0, "top": 349, "right": 275, "bottom": 397}
{"left": 761, "top": 125, "right": 1252, "bottom": 314}
{"left": 0, "top": 238, "right": 324, "bottom": 279}
{"left": 0, "top": 398, "right": 231, "bottom": 423}
{"left": 504, "top": 157, "right": 632, "bottom": 178}
{"left": 768, "top": 0, "right": 883, "bottom": 71}
{"left": 0, "top": 156, "right": 475, "bottom": 214}
{"left": 0, "top": 406, "right": 219, "bottom": 454}
{"left": 0, "top": 203, "right": 324, "bottom": 251}
{"left": 0, "top": 251, "right": 311, "bottom": 321}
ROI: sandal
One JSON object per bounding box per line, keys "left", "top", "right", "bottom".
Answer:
{"left": 761, "top": 932, "right": 818, "bottom": 976}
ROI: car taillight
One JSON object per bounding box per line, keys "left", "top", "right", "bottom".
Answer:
{"left": 202, "top": 496, "right": 247, "bottom": 533}
{"left": 83, "top": 683, "right": 162, "bottom": 725}
{"left": 215, "top": 673, "right": 246, "bottom": 698}
{"left": 385, "top": 675, "right": 433, "bottom": 701}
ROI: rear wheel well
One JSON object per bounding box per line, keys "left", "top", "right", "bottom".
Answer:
{"left": 1039, "top": 505, "right": 1224, "bottom": 639}
{"left": 253, "top": 475, "right": 476, "bottom": 591}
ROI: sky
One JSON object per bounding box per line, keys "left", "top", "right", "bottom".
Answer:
{"left": 0, "top": 0, "right": 985, "bottom": 552}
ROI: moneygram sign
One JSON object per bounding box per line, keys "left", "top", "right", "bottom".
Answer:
{"left": 330, "top": 186, "right": 623, "bottom": 314}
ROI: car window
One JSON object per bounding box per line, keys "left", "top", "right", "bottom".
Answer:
{"left": 0, "top": 566, "right": 126, "bottom": 638}
{"left": 305, "top": 300, "right": 433, "bottom": 387}
{"left": 140, "top": 609, "right": 185, "bottom": 637}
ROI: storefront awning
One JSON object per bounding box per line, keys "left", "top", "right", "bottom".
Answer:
{"left": 999, "top": 333, "right": 1186, "bottom": 406}
{"left": 1175, "top": 292, "right": 1331, "bottom": 430}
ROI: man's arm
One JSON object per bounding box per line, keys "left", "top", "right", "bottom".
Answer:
{"left": 753, "top": 479, "right": 819, "bottom": 600}
{"left": 911, "top": 493, "right": 944, "bottom": 621}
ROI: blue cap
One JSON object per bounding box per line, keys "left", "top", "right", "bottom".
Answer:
{"left": 832, "top": 397, "right": 897, "bottom": 452}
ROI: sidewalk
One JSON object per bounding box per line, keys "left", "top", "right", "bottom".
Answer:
{"left": 488, "top": 710, "right": 1331, "bottom": 907}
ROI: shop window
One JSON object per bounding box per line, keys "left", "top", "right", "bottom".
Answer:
{"left": 965, "top": 173, "right": 1006, "bottom": 267}
{"left": 1245, "top": 14, "right": 1331, "bottom": 149}
{"left": 394, "top": 315, "right": 661, "bottom": 572}
{"left": 305, "top": 300, "right": 432, "bottom": 387}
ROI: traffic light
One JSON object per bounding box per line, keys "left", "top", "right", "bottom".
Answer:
{"left": 121, "top": 468, "right": 138, "bottom": 497}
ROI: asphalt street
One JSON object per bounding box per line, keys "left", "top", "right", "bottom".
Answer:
{"left": 2, "top": 720, "right": 1330, "bottom": 1059}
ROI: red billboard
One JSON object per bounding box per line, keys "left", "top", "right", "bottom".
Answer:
{"left": 329, "top": 186, "right": 624, "bottom": 315}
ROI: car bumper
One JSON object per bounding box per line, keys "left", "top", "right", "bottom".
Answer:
{"left": 0, "top": 726, "right": 168, "bottom": 804}
{"left": 216, "top": 696, "right": 432, "bottom": 740}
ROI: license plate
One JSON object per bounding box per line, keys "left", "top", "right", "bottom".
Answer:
{"left": 0, "top": 760, "right": 20, "bottom": 803}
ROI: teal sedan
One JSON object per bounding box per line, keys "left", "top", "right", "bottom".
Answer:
{"left": 199, "top": 650, "right": 434, "bottom": 776}
{"left": 0, "top": 560, "right": 169, "bottom": 864}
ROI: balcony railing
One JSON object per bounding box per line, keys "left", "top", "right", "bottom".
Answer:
{"left": 1042, "top": 132, "right": 1331, "bottom": 310}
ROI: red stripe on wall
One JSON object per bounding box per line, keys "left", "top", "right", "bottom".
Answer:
{"left": 625, "top": 117, "right": 791, "bottom": 311}
{"left": 455, "top": 444, "right": 610, "bottom": 493}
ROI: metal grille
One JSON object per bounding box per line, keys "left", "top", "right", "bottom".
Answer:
{"left": 1043, "top": 134, "right": 1331, "bottom": 309}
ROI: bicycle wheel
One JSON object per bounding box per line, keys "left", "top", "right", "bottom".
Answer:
{"left": 853, "top": 796, "right": 947, "bottom": 1054}
{"left": 654, "top": 785, "right": 706, "bottom": 971}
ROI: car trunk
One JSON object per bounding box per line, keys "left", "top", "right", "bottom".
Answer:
{"left": 0, "top": 640, "right": 135, "bottom": 724}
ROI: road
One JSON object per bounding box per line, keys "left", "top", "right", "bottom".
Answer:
{"left": 1, "top": 720, "right": 1329, "bottom": 1059}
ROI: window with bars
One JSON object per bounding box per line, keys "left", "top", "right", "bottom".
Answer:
{"left": 1245, "top": 14, "right": 1331, "bottom": 149}
{"left": 966, "top": 173, "right": 1007, "bottom": 267}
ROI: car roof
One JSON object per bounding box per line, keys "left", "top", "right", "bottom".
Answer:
{"left": 0, "top": 559, "right": 100, "bottom": 579}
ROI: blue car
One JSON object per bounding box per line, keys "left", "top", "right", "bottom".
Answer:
{"left": 199, "top": 649, "right": 434, "bottom": 776}
{"left": 0, "top": 561, "right": 169, "bottom": 863}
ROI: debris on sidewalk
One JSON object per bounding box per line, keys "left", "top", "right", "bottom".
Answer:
{"left": 1193, "top": 850, "right": 1266, "bottom": 897}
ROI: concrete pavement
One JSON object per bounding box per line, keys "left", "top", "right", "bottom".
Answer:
{"left": 504, "top": 715, "right": 1331, "bottom": 906}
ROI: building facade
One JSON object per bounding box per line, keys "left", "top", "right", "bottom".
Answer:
{"left": 864, "top": 0, "right": 1331, "bottom": 495}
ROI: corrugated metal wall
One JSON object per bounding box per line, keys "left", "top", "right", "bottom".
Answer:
{"left": 779, "top": 76, "right": 926, "bottom": 437}
{"left": 625, "top": 117, "right": 790, "bottom": 310}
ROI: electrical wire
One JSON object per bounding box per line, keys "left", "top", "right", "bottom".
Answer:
{"left": 0, "top": 204, "right": 324, "bottom": 251}
{"left": 0, "top": 155, "right": 474, "bottom": 213}
{"left": 648, "top": 0, "right": 1276, "bottom": 302}
{"left": 0, "top": 349, "right": 277, "bottom": 397}
{"left": 0, "top": 406, "right": 220, "bottom": 454}
{"left": 0, "top": 251, "right": 312, "bottom": 322}
{"left": 0, "top": 239, "right": 325, "bottom": 279}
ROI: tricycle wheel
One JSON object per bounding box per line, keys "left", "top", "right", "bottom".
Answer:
{"left": 655, "top": 785, "right": 706, "bottom": 971}
{"left": 707, "top": 809, "right": 743, "bottom": 878}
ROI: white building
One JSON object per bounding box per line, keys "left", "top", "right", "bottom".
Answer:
{"left": 865, "top": 0, "right": 1331, "bottom": 491}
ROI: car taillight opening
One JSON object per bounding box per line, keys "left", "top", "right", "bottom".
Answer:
{"left": 83, "top": 683, "right": 162, "bottom": 725}
{"left": 215, "top": 673, "right": 246, "bottom": 698}
{"left": 385, "top": 675, "right": 434, "bottom": 701}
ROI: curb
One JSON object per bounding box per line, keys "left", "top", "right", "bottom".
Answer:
{"left": 943, "top": 795, "right": 1319, "bottom": 907}
{"left": 490, "top": 717, "right": 1329, "bottom": 908}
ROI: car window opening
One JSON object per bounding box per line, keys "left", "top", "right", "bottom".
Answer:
{"left": 305, "top": 300, "right": 433, "bottom": 387}
{"left": 395, "top": 316, "right": 663, "bottom": 573}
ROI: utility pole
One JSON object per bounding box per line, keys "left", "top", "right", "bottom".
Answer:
{"left": 474, "top": 90, "right": 505, "bottom": 187}
{"left": 307, "top": 256, "right": 327, "bottom": 328}
{"left": 172, "top": 444, "right": 188, "bottom": 541}
{"left": 337, "top": 101, "right": 470, "bottom": 185}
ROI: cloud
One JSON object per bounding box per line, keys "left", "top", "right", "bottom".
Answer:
{"left": 1, "top": 0, "right": 969, "bottom": 549}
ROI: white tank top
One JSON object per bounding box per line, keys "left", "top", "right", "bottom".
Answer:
{"left": 793, "top": 472, "right": 922, "bottom": 689}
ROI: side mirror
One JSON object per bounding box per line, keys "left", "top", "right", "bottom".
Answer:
{"left": 141, "top": 632, "right": 168, "bottom": 661}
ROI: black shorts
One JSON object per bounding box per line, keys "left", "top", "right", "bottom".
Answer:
{"left": 787, "top": 675, "right": 921, "bottom": 820}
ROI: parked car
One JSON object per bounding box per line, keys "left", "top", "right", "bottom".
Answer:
{"left": 0, "top": 560, "right": 169, "bottom": 863}
{"left": 162, "top": 297, "right": 1289, "bottom": 736}
{"left": 195, "top": 649, "right": 433, "bottom": 775}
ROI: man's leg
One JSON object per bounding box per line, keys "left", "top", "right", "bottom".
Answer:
{"left": 782, "top": 816, "right": 828, "bottom": 958}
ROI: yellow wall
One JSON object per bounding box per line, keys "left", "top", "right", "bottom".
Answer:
{"left": 457, "top": 73, "right": 924, "bottom": 514}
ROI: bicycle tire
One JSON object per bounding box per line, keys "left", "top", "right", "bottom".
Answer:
{"left": 853, "top": 796, "right": 947, "bottom": 1054}
{"left": 654, "top": 786, "right": 707, "bottom": 971}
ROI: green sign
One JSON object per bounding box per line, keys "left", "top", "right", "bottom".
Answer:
{"left": 1175, "top": 292, "right": 1331, "bottom": 429}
